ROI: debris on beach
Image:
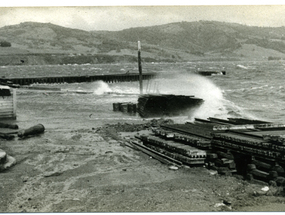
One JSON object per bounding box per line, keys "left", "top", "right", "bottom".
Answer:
{"left": 0, "top": 122, "right": 18, "bottom": 129}
{"left": 18, "top": 124, "right": 45, "bottom": 138}
{"left": 0, "top": 123, "right": 45, "bottom": 140}
{"left": 102, "top": 116, "right": 285, "bottom": 193}
{"left": 0, "top": 149, "right": 16, "bottom": 172}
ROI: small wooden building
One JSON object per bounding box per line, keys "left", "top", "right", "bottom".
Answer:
{"left": 0, "top": 85, "right": 16, "bottom": 120}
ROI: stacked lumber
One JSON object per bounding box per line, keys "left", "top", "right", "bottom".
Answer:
{"left": 131, "top": 117, "right": 285, "bottom": 187}
{"left": 138, "top": 134, "right": 207, "bottom": 166}
{"left": 246, "top": 157, "right": 285, "bottom": 185}
{"left": 206, "top": 151, "right": 237, "bottom": 176}
{"left": 152, "top": 127, "right": 211, "bottom": 149}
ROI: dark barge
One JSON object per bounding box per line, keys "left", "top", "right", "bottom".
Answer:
{"left": 137, "top": 94, "right": 204, "bottom": 118}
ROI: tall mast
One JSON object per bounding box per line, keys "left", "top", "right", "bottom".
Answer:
{"left": 138, "top": 41, "right": 143, "bottom": 94}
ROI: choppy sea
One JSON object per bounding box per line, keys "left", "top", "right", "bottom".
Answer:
{"left": 1, "top": 60, "right": 285, "bottom": 124}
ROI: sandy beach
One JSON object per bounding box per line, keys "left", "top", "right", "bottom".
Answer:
{"left": 1, "top": 88, "right": 285, "bottom": 212}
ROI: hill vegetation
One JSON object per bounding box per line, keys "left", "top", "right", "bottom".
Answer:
{"left": 0, "top": 21, "right": 285, "bottom": 65}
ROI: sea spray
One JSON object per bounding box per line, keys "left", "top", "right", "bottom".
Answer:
{"left": 58, "top": 81, "right": 113, "bottom": 95}
{"left": 152, "top": 71, "right": 265, "bottom": 121}
{"left": 109, "top": 82, "right": 140, "bottom": 95}
{"left": 152, "top": 72, "right": 228, "bottom": 119}
{"left": 93, "top": 81, "right": 112, "bottom": 95}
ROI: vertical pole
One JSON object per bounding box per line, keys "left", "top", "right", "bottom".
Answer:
{"left": 12, "top": 89, "right": 16, "bottom": 119}
{"left": 138, "top": 41, "right": 143, "bottom": 94}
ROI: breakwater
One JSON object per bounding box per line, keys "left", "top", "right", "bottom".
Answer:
{"left": 0, "top": 72, "right": 156, "bottom": 86}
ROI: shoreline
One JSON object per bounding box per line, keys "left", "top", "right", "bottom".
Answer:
{"left": 0, "top": 84, "right": 285, "bottom": 212}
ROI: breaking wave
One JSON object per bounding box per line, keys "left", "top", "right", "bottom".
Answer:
{"left": 151, "top": 72, "right": 248, "bottom": 120}
{"left": 93, "top": 81, "right": 112, "bottom": 95}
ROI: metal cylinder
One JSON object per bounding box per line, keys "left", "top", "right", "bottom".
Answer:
{"left": 113, "top": 103, "right": 120, "bottom": 111}
{"left": 127, "top": 103, "right": 137, "bottom": 113}
{"left": 18, "top": 124, "right": 45, "bottom": 138}
{"left": 120, "top": 103, "right": 128, "bottom": 113}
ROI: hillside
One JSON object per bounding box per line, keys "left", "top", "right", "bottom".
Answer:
{"left": 0, "top": 21, "right": 285, "bottom": 65}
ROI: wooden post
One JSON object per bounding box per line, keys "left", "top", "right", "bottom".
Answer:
{"left": 12, "top": 89, "right": 16, "bottom": 119}
{"left": 138, "top": 41, "right": 143, "bottom": 94}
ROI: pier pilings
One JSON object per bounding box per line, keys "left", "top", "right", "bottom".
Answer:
{"left": 0, "top": 72, "right": 156, "bottom": 86}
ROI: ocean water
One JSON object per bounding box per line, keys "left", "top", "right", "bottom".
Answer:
{"left": 1, "top": 61, "right": 285, "bottom": 124}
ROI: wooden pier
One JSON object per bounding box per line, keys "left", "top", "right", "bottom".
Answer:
{"left": 0, "top": 72, "right": 156, "bottom": 86}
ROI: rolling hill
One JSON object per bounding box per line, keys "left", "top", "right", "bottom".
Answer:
{"left": 0, "top": 21, "right": 285, "bottom": 65}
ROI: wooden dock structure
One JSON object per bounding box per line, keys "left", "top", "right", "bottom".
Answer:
{"left": 0, "top": 72, "right": 156, "bottom": 86}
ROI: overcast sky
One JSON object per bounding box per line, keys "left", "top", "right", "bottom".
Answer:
{"left": 1, "top": 1, "right": 285, "bottom": 31}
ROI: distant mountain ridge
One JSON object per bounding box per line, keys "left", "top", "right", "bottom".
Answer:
{"left": 0, "top": 21, "right": 285, "bottom": 65}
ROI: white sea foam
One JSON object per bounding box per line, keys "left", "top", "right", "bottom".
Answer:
{"left": 93, "top": 81, "right": 112, "bottom": 95}
{"left": 151, "top": 72, "right": 229, "bottom": 120}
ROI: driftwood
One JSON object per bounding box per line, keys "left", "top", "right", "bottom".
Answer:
{"left": 129, "top": 140, "right": 183, "bottom": 166}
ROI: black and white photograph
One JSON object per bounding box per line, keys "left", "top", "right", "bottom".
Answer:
{"left": 1, "top": 1, "right": 285, "bottom": 212}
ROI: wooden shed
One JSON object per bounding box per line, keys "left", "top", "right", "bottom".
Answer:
{"left": 0, "top": 85, "right": 16, "bottom": 120}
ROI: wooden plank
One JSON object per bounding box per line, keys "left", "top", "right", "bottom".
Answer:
{"left": 0, "top": 100, "right": 13, "bottom": 103}
{"left": 130, "top": 140, "right": 183, "bottom": 166}
{"left": 251, "top": 168, "right": 269, "bottom": 179}
{"left": 213, "top": 124, "right": 255, "bottom": 131}
{"left": 0, "top": 104, "right": 13, "bottom": 107}
{"left": 0, "top": 105, "right": 13, "bottom": 108}
{"left": 252, "top": 159, "right": 272, "bottom": 170}
{"left": 144, "top": 135, "right": 207, "bottom": 158}
{"left": 0, "top": 111, "right": 14, "bottom": 114}
{"left": 0, "top": 105, "right": 14, "bottom": 108}
{"left": 0, "top": 112, "right": 13, "bottom": 116}
{"left": 145, "top": 143, "right": 205, "bottom": 165}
